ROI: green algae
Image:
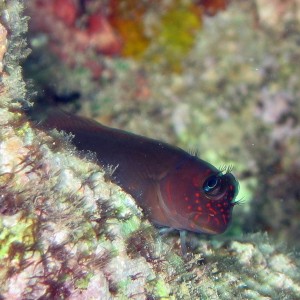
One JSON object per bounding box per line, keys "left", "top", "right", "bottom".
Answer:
{"left": 0, "top": 216, "right": 34, "bottom": 260}
{"left": 75, "top": 272, "right": 95, "bottom": 290}
{"left": 153, "top": 277, "right": 171, "bottom": 298}
{"left": 151, "top": 1, "right": 201, "bottom": 71}
{"left": 119, "top": 216, "right": 142, "bottom": 238}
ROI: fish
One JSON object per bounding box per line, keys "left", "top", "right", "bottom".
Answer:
{"left": 36, "top": 110, "right": 239, "bottom": 243}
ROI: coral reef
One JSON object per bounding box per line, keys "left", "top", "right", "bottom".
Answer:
{"left": 0, "top": 2, "right": 174, "bottom": 299}
{"left": 1, "top": 1, "right": 300, "bottom": 299}
{"left": 24, "top": 0, "right": 228, "bottom": 98}
{"left": 66, "top": 0, "right": 300, "bottom": 247}
{"left": 27, "top": 0, "right": 227, "bottom": 67}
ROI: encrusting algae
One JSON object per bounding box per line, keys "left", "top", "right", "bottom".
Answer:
{"left": 1, "top": 1, "right": 300, "bottom": 299}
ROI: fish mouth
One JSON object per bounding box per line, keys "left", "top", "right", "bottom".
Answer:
{"left": 196, "top": 225, "right": 219, "bottom": 234}
{"left": 190, "top": 212, "right": 227, "bottom": 235}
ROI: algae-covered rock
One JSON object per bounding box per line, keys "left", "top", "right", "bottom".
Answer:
{"left": 1, "top": 1, "right": 300, "bottom": 299}
{"left": 0, "top": 2, "right": 175, "bottom": 299}
{"left": 197, "top": 234, "right": 300, "bottom": 300}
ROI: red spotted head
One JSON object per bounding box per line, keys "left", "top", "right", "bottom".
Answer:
{"left": 156, "top": 156, "right": 239, "bottom": 234}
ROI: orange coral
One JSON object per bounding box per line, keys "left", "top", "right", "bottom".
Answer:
{"left": 108, "top": 0, "right": 151, "bottom": 58}
{"left": 87, "top": 13, "right": 122, "bottom": 55}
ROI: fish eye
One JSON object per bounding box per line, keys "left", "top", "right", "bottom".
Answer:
{"left": 203, "top": 175, "right": 221, "bottom": 196}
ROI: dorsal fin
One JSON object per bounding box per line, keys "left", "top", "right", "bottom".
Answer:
{"left": 32, "top": 108, "right": 105, "bottom": 133}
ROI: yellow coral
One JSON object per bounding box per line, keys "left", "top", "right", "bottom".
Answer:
{"left": 111, "top": 0, "right": 202, "bottom": 70}
{"left": 151, "top": 2, "right": 202, "bottom": 71}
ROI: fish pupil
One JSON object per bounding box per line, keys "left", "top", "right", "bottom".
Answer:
{"left": 203, "top": 175, "right": 219, "bottom": 192}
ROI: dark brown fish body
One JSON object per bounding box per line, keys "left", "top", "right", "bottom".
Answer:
{"left": 40, "top": 111, "right": 239, "bottom": 235}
